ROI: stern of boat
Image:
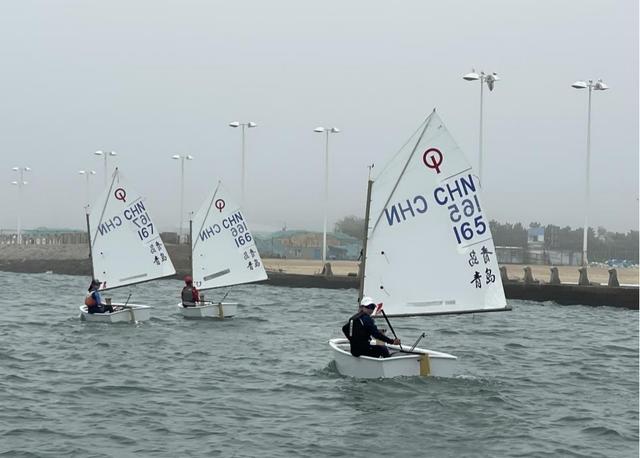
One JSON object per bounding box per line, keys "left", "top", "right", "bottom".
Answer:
{"left": 178, "top": 302, "right": 237, "bottom": 319}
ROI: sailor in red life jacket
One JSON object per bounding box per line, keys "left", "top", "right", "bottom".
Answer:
{"left": 342, "top": 297, "right": 400, "bottom": 358}
{"left": 181, "top": 275, "right": 200, "bottom": 307}
{"left": 85, "top": 279, "right": 114, "bottom": 314}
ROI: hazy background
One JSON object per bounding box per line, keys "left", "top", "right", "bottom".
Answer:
{"left": 1, "top": 0, "right": 637, "bottom": 234}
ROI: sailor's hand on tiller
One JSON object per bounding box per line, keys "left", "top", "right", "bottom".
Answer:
{"left": 392, "top": 338, "right": 401, "bottom": 345}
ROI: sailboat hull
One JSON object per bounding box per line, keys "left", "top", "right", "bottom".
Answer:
{"left": 79, "top": 303, "right": 152, "bottom": 323}
{"left": 177, "top": 302, "right": 237, "bottom": 319}
{"left": 329, "top": 338, "right": 458, "bottom": 378}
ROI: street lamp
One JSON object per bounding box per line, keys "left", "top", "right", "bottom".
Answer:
{"left": 228, "top": 121, "right": 257, "bottom": 205}
{"left": 172, "top": 154, "right": 193, "bottom": 243}
{"left": 463, "top": 69, "right": 500, "bottom": 184}
{"left": 11, "top": 166, "right": 31, "bottom": 245}
{"left": 78, "top": 170, "right": 97, "bottom": 209}
{"left": 94, "top": 150, "right": 117, "bottom": 186}
{"left": 572, "top": 78, "right": 609, "bottom": 266}
{"left": 314, "top": 126, "right": 340, "bottom": 266}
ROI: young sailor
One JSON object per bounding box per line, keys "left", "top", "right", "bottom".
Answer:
{"left": 342, "top": 297, "right": 400, "bottom": 358}
{"left": 85, "top": 279, "right": 114, "bottom": 314}
{"left": 181, "top": 275, "right": 200, "bottom": 307}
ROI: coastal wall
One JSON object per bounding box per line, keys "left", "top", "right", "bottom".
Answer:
{"left": 0, "top": 243, "right": 637, "bottom": 309}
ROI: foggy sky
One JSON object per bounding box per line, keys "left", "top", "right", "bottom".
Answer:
{"left": 1, "top": 0, "right": 638, "bottom": 235}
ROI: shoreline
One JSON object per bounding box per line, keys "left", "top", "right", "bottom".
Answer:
{"left": 0, "top": 244, "right": 638, "bottom": 309}
{"left": 0, "top": 243, "right": 637, "bottom": 284}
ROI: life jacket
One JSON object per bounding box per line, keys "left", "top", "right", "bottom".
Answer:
{"left": 342, "top": 312, "right": 372, "bottom": 357}
{"left": 342, "top": 312, "right": 366, "bottom": 341}
{"left": 84, "top": 292, "right": 96, "bottom": 307}
{"left": 181, "top": 286, "right": 196, "bottom": 304}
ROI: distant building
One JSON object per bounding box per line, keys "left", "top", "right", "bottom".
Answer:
{"left": 495, "top": 246, "right": 524, "bottom": 264}
{"left": 255, "top": 230, "right": 361, "bottom": 260}
{"left": 527, "top": 227, "right": 545, "bottom": 244}
{"left": 547, "top": 249, "right": 582, "bottom": 266}
{"left": 526, "top": 227, "right": 545, "bottom": 264}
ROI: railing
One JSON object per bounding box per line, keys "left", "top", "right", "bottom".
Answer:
{"left": 0, "top": 233, "right": 88, "bottom": 245}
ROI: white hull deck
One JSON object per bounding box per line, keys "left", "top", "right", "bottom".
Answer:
{"left": 177, "top": 302, "right": 238, "bottom": 319}
{"left": 79, "top": 303, "right": 152, "bottom": 323}
{"left": 329, "top": 338, "right": 458, "bottom": 379}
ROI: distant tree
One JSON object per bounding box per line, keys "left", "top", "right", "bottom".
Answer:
{"left": 334, "top": 216, "right": 365, "bottom": 240}
{"left": 490, "top": 220, "right": 527, "bottom": 248}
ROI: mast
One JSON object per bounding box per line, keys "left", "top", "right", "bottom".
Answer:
{"left": 358, "top": 179, "right": 373, "bottom": 302}
{"left": 189, "top": 218, "right": 193, "bottom": 276}
{"left": 85, "top": 212, "right": 95, "bottom": 280}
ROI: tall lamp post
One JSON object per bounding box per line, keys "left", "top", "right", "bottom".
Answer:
{"left": 78, "top": 170, "right": 97, "bottom": 209}
{"left": 228, "top": 121, "right": 257, "bottom": 206}
{"left": 571, "top": 78, "right": 609, "bottom": 266}
{"left": 172, "top": 154, "right": 193, "bottom": 243}
{"left": 94, "top": 150, "right": 117, "bottom": 186}
{"left": 11, "top": 166, "right": 31, "bottom": 245}
{"left": 463, "top": 69, "right": 500, "bottom": 184}
{"left": 314, "top": 126, "right": 340, "bottom": 266}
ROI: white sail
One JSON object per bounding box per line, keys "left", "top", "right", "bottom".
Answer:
{"left": 191, "top": 180, "right": 267, "bottom": 290}
{"left": 363, "top": 110, "right": 507, "bottom": 316}
{"left": 89, "top": 169, "right": 176, "bottom": 290}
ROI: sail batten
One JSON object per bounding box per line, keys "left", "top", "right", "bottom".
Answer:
{"left": 363, "top": 110, "right": 508, "bottom": 317}
{"left": 97, "top": 273, "right": 177, "bottom": 293}
{"left": 88, "top": 168, "right": 176, "bottom": 290}
{"left": 191, "top": 181, "right": 267, "bottom": 290}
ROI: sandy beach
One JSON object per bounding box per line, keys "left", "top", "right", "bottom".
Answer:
{"left": 262, "top": 258, "right": 639, "bottom": 285}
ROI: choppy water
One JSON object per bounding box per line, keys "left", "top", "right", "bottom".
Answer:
{"left": 0, "top": 271, "right": 637, "bottom": 458}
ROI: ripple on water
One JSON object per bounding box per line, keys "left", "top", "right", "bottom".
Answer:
{"left": 0, "top": 273, "right": 637, "bottom": 458}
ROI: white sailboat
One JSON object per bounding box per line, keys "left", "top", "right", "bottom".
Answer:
{"left": 330, "top": 110, "right": 510, "bottom": 378}
{"left": 177, "top": 180, "right": 267, "bottom": 318}
{"left": 79, "top": 168, "right": 176, "bottom": 323}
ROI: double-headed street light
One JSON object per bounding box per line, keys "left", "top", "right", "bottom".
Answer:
{"left": 571, "top": 78, "right": 609, "bottom": 266}
{"left": 463, "top": 69, "right": 500, "bottom": 184}
{"left": 229, "top": 121, "right": 257, "bottom": 206}
{"left": 11, "top": 166, "right": 31, "bottom": 245}
{"left": 94, "top": 150, "right": 117, "bottom": 186}
{"left": 78, "top": 170, "right": 97, "bottom": 209}
{"left": 314, "top": 126, "right": 340, "bottom": 266}
{"left": 172, "top": 154, "right": 193, "bottom": 243}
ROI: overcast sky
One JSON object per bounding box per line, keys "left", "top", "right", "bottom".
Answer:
{"left": 1, "top": 0, "right": 637, "bottom": 235}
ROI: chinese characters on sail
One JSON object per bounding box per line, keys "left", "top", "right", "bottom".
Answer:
{"left": 468, "top": 246, "right": 497, "bottom": 289}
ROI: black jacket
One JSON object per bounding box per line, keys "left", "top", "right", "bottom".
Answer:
{"left": 342, "top": 311, "right": 394, "bottom": 356}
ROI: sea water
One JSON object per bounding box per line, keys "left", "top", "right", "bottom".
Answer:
{"left": 0, "top": 271, "right": 637, "bottom": 457}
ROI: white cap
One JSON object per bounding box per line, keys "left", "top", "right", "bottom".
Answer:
{"left": 360, "top": 296, "right": 375, "bottom": 307}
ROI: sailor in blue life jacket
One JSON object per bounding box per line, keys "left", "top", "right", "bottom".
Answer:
{"left": 85, "top": 279, "right": 114, "bottom": 314}
{"left": 342, "top": 297, "right": 400, "bottom": 358}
